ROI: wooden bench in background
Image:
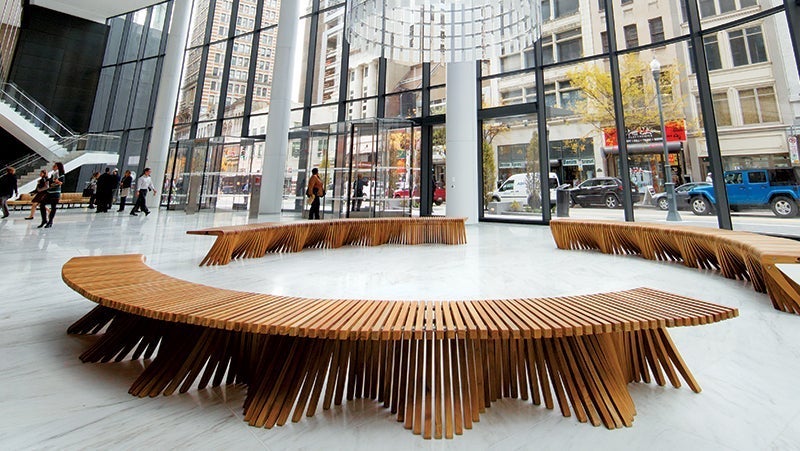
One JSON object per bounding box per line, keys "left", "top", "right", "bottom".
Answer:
{"left": 550, "top": 218, "right": 800, "bottom": 315}
{"left": 187, "top": 217, "right": 468, "bottom": 266}
{"left": 63, "top": 254, "right": 736, "bottom": 440}
{"left": 8, "top": 192, "right": 91, "bottom": 210}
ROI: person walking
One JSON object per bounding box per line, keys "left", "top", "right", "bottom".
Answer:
{"left": 110, "top": 168, "right": 121, "bottom": 209}
{"left": 118, "top": 170, "right": 133, "bottom": 212}
{"left": 306, "top": 168, "right": 323, "bottom": 220}
{"left": 86, "top": 172, "right": 99, "bottom": 209}
{"left": 351, "top": 173, "right": 366, "bottom": 212}
{"left": 0, "top": 166, "right": 18, "bottom": 218}
{"left": 25, "top": 170, "right": 49, "bottom": 220}
{"left": 39, "top": 162, "right": 64, "bottom": 228}
{"left": 130, "top": 167, "right": 156, "bottom": 216}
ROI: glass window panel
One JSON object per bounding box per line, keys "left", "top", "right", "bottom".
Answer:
{"left": 757, "top": 87, "right": 779, "bottom": 123}
{"left": 124, "top": 10, "right": 148, "bottom": 61}
{"left": 385, "top": 91, "right": 421, "bottom": 118}
{"left": 252, "top": 28, "right": 277, "bottom": 115}
{"left": 176, "top": 47, "right": 203, "bottom": 124}
{"left": 261, "top": 0, "right": 288, "bottom": 28}
{"left": 555, "top": 0, "right": 579, "bottom": 18}
{"left": 430, "top": 87, "right": 446, "bottom": 115}
{"left": 221, "top": 117, "right": 243, "bottom": 137}
{"left": 312, "top": 6, "right": 345, "bottom": 103}
{"left": 482, "top": 114, "right": 544, "bottom": 222}
{"left": 719, "top": 0, "right": 736, "bottom": 13}
{"left": 188, "top": 0, "right": 211, "bottom": 47}
{"left": 123, "top": 129, "right": 146, "bottom": 168}
{"left": 310, "top": 104, "right": 339, "bottom": 124}
{"left": 713, "top": 92, "right": 732, "bottom": 126}
{"left": 90, "top": 67, "right": 114, "bottom": 131}
{"left": 699, "top": 0, "right": 717, "bottom": 18}
{"left": 480, "top": 73, "right": 535, "bottom": 108}
{"left": 130, "top": 59, "right": 158, "bottom": 128}
{"left": 144, "top": 2, "right": 168, "bottom": 58}
{"left": 705, "top": 35, "right": 722, "bottom": 70}
{"left": 110, "top": 62, "right": 136, "bottom": 130}
{"left": 224, "top": 34, "right": 252, "bottom": 119}
{"left": 745, "top": 26, "right": 767, "bottom": 64}
{"left": 211, "top": 0, "right": 233, "bottom": 42}
{"left": 235, "top": 0, "right": 257, "bottom": 36}
{"left": 624, "top": 24, "right": 638, "bottom": 49}
{"left": 200, "top": 42, "right": 228, "bottom": 121}
{"left": 103, "top": 16, "right": 126, "bottom": 65}
{"left": 729, "top": 30, "right": 748, "bottom": 66}
{"left": 649, "top": 17, "right": 664, "bottom": 44}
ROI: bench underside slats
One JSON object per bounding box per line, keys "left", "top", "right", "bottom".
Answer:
{"left": 64, "top": 253, "right": 736, "bottom": 439}
{"left": 550, "top": 219, "right": 800, "bottom": 314}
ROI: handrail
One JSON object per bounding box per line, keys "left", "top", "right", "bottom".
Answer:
{"left": 1, "top": 133, "right": 121, "bottom": 175}
{"left": 0, "top": 82, "right": 76, "bottom": 140}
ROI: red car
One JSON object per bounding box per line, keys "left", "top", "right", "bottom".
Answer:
{"left": 393, "top": 184, "right": 446, "bottom": 205}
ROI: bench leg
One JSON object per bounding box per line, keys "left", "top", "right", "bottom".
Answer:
{"left": 615, "top": 328, "right": 701, "bottom": 393}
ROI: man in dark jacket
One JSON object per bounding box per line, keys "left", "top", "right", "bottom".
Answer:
{"left": 95, "top": 168, "right": 114, "bottom": 213}
{"left": 0, "top": 166, "right": 18, "bottom": 218}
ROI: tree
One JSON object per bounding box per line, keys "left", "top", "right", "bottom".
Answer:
{"left": 482, "top": 123, "right": 508, "bottom": 207}
{"left": 566, "top": 54, "right": 686, "bottom": 136}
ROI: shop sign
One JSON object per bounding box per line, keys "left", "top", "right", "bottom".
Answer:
{"left": 603, "top": 120, "right": 687, "bottom": 147}
{"left": 789, "top": 135, "right": 800, "bottom": 165}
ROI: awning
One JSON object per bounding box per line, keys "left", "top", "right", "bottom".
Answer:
{"left": 601, "top": 142, "right": 683, "bottom": 155}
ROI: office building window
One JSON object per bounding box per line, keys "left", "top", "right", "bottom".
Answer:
{"left": 624, "top": 24, "right": 638, "bottom": 49}
{"left": 600, "top": 31, "right": 608, "bottom": 54}
{"left": 556, "top": 28, "right": 582, "bottom": 62}
{"left": 729, "top": 26, "right": 767, "bottom": 67}
{"left": 739, "top": 87, "right": 779, "bottom": 124}
{"left": 687, "top": 35, "right": 722, "bottom": 72}
{"left": 649, "top": 17, "right": 664, "bottom": 44}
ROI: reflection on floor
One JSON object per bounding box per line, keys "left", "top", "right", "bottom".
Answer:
{"left": 1, "top": 207, "right": 799, "bottom": 449}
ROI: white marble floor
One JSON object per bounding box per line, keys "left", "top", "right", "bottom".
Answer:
{"left": 1, "top": 207, "right": 799, "bottom": 450}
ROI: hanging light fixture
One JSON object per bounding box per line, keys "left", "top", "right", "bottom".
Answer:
{"left": 345, "top": 0, "right": 541, "bottom": 64}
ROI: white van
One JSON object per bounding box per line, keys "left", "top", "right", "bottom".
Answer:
{"left": 491, "top": 172, "right": 560, "bottom": 208}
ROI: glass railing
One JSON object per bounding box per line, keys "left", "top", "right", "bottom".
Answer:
{"left": 0, "top": 82, "right": 76, "bottom": 140}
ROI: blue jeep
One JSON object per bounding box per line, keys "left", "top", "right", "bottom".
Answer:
{"left": 688, "top": 168, "right": 800, "bottom": 218}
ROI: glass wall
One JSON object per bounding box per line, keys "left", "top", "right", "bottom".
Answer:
{"left": 166, "top": 0, "right": 800, "bottom": 232}
{"left": 87, "top": 1, "right": 172, "bottom": 184}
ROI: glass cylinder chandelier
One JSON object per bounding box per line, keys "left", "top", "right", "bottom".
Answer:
{"left": 345, "top": 0, "right": 541, "bottom": 64}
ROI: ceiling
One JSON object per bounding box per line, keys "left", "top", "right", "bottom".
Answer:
{"left": 30, "top": 0, "right": 164, "bottom": 23}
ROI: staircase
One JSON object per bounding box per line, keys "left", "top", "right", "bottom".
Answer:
{"left": 0, "top": 82, "right": 119, "bottom": 193}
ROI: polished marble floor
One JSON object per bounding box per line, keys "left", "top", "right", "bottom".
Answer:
{"left": 1, "top": 207, "right": 799, "bottom": 450}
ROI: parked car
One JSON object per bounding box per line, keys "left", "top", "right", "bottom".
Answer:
{"left": 567, "top": 177, "right": 644, "bottom": 208}
{"left": 490, "top": 172, "right": 560, "bottom": 209}
{"left": 393, "top": 183, "right": 446, "bottom": 205}
{"left": 651, "top": 181, "right": 711, "bottom": 211}
{"left": 688, "top": 168, "right": 800, "bottom": 217}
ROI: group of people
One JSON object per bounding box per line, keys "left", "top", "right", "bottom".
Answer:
{"left": 0, "top": 163, "right": 157, "bottom": 227}
{"left": 86, "top": 168, "right": 133, "bottom": 213}
{"left": 2, "top": 162, "right": 66, "bottom": 228}
{"left": 86, "top": 167, "right": 156, "bottom": 216}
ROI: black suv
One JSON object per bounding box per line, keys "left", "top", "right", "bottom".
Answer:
{"left": 568, "top": 177, "right": 644, "bottom": 208}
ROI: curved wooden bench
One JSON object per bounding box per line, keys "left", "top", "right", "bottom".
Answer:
{"left": 550, "top": 219, "right": 800, "bottom": 314}
{"left": 187, "top": 217, "right": 468, "bottom": 266}
{"left": 64, "top": 254, "right": 736, "bottom": 439}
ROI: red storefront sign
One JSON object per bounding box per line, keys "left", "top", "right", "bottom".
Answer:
{"left": 603, "top": 120, "right": 687, "bottom": 147}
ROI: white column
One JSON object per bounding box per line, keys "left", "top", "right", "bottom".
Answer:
{"left": 145, "top": 0, "right": 192, "bottom": 198}
{"left": 445, "top": 61, "right": 479, "bottom": 224}
{"left": 259, "top": 0, "right": 300, "bottom": 214}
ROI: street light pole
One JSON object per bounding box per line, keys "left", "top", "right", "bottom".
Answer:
{"left": 651, "top": 57, "right": 681, "bottom": 222}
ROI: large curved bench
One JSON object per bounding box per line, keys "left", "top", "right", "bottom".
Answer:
{"left": 550, "top": 219, "right": 800, "bottom": 314}
{"left": 64, "top": 254, "right": 736, "bottom": 440}
{"left": 187, "top": 217, "right": 468, "bottom": 266}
